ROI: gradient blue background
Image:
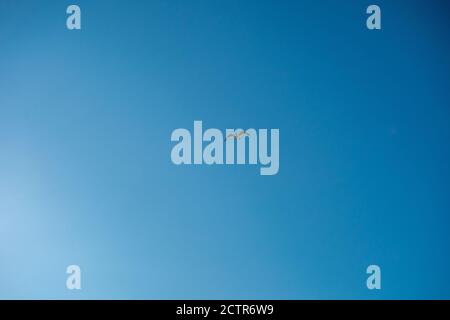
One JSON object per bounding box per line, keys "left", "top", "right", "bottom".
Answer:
{"left": 1, "top": 0, "right": 450, "bottom": 299}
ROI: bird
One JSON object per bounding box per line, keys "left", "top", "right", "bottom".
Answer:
{"left": 225, "top": 130, "right": 249, "bottom": 141}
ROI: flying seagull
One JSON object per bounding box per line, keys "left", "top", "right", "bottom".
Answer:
{"left": 225, "top": 130, "right": 250, "bottom": 141}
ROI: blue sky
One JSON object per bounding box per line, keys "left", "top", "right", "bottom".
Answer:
{"left": 1, "top": 0, "right": 450, "bottom": 299}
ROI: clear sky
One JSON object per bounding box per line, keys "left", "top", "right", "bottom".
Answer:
{"left": 1, "top": 0, "right": 450, "bottom": 299}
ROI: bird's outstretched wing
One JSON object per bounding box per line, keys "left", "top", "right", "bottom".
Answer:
{"left": 237, "top": 131, "right": 250, "bottom": 139}
{"left": 225, "top": 133, "right": 236, "bottom": 141}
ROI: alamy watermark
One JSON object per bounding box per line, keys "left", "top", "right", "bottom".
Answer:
{"left": 170, "top": 121, "right": 280, "bottom": 176}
